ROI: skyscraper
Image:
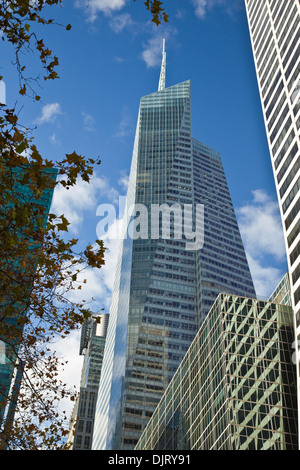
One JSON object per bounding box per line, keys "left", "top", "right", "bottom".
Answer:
{"left": 244, "top": 0, "right": 300, "bottom": 442}
{"left": 92, "top": 44, "right": 256, "bottom": 450}
{"left": 136, "top": 292, "right": 298, "bottom": 451}
{"left": 0, "top": 166, "right": 57, "bottom": 426}
{"left": 67, "top": 314, "right": 109, "bottom": 450}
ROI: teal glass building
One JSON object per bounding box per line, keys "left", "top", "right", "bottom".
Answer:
{"left": 136, "top": 292, "right": 298, "bottom": 451}
{"left": 0, "top": 167, "right": 57, "bottom": 425}
{"left": 92, "top": 47, "right": 256, "bottom": 450}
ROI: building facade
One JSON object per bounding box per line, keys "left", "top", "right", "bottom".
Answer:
{"left": 92, "top": 47, "right": 256, "bottom": 450}
{"left": 244, "top": 0, "right": 300, "bottom": 437}
{"left": 68, "top": 314, "right": 109, "bottom": 450}
{"left": 0, "top": 167, "right": 57, "bottom": 426}
{"left": 269, "top": 272, "right": 292, "bottom": 306}
{"left": 136, "top": 292, "right": 298, "bottom": 451}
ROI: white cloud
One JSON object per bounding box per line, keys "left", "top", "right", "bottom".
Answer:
{"left": 114, "top": 56, "right": 127, "bottom": 63}
{"left": 52, "top": 207, "right": 126, "bottom": 422}
{"left": 246, "top": 254, "right": 285, "bottom": 300}
{"left": 51, "top": 185, "right": 127, "bottom": 420}
{"left": 109, "top": 13, "right": 133, "bottom": 33}
{"left": 115, "top": 105, "right": 134, "bottom": 138}
{"left": 141, "top": 27, "right": 177, "bottom": 68}
{"left": 36, "top": 102, "right": 62, "bottom": 124}
{"left": 82, "top": 111, "right": 96, "bottom": 132}
{"left": 51, "top": 174, "right": 118, "bottom": 234}
{"left": 50, "top": 133, "right": 60, "bottom": 146}
{"left": 142, "top": 35, "right": 163, "bottom": 68}
{"left": 52, "top": 330, "right": 83, "bottom": 418}
{"left": 192, "top": 0, "right": 243, "bottom": 19}
{"left": 61, "top": 201, "right": 124, "bottom": 311}
{"left": 237, "top": 189, "right": 286, "bottom": 262}
{"left": 237, "top": 189, "right": 287, "bottom": 298}
{"left": 192, "top": 0, "right": 211, "bottom": 18}
{"left": 118, "top": 170, "right": 129, "bottom": 191}
{"left": 74, "top": 0, "right": 126, "bottom": 22}
{"left": 50, "top": 172, "right": 124, "bottom": 309}
{"left": 62, "top": 261, "right": 113, "bottom": 310}
{"left": 100, "top": 216, "right": 124, "bottom": 298}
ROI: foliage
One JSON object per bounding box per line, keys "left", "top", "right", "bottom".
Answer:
{"left": 0, "top": 1, "right": 104, "bottom": 450}
{"left": 0, "top": 0, "right": 167, "bottom": 450}
{"left": 0, "top": 0, "right": 72, "bottom": 99}
{"left": 0, "top": 106, "right": 105, "bottom": 450}
{"left": 134, "top": 0, "right": 169, "bottom": 25}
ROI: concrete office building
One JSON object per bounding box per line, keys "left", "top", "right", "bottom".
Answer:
{"left": 244, "top": 0, "right": 300, "bottom": 439}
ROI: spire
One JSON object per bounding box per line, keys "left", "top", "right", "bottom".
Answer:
{"left": 158, "top": 38, "right": 166, "bottom": 91}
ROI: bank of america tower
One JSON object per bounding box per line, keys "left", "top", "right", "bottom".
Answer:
{"left": 92, "top": 42, "right": 256, "bottom": 450}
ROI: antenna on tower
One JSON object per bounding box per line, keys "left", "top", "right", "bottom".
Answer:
{"left": 158, "top": 38, "right": 166, "bottom": 91}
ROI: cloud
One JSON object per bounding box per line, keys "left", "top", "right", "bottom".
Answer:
{"left": 51, "top": 174, "right": 118, "bottom": 234}
{"left": 237, "top": 189, "right": 287, "bottom": 298}
{"left": 82, "top": 111, "right": 96, "bottom": 132}
{"left": 142, "top": 27, "right": 177, "bottom": 68}
{"left": 192, "top": 0, "right": 243, "bottom": 19}
{"left": 74, "top": 0, "right": 126, "bottom": 22}
{"left": 50, "top": 179, "right": 127, "bottom": 417}
{"left": 61, "top": 197, "right": 125, "bottom": 311}
{"left": 99, "top": 216, "right": 124, "bottom": 299}
{"left": 109, "top": 13, "right": 134, "bottom": 33}
{"left": 114, "top": 105, "right": 134, "bottom": 138}
{"left": 246, "top": 254, "right": 285, "bottom": 300}
{"left": 53, "top": 202, "right": 126, "bottom": 420}
{"left": 61, "top": 259, "right": 115, "bottom": 311}
{"left": 52, "top": 330, "right": 83, "bottom": 417}
{"left": 36, "top": 103, "right": 62, "bottom": 124}
{"left": 237, "top": 189, "right": 286, "bottom": 262}
{"left": 192, "top": 0, "right": 212, "bottom": 18}
{"left": 50, "top": 133, "right": 61, "bottom": 146}
{"left": 118, "top": 170, "right": 129, "bottom": 191}
{"left": 114, "top": 56, "right": 127, "bottom": 63}
{"left": 142, "top": 35, "right": 164, "bottom": 68}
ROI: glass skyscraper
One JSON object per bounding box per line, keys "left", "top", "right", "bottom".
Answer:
{"left": 136, "top": 292, "right": 298, "bottom": 451}
{"left": 0, "top": 167, "right": 57, "bottom": 426}
{"left": 244, "top": 0, "right": 300, "bottom": 444}
{"left": 92, "top": 45, "right": 256, "bottom": 450}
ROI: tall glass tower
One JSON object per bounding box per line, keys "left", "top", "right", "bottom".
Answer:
{"left": 92, "top": 44, "right": 256, "bottom": 450}
{"left": 244, "top": 0, "right": 300, "bottom": 444}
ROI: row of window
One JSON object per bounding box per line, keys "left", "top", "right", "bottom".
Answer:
{"left": 277, "top": 142, "right": 298, "bottom": 186}
{"left": 288, "top": 224, "right": 300, "bottom": 251}
{"left": 285, "top": 195, "right": 300, "bottom": 231}
{"left": 282, "top": 176, "right": 300, "bottom": 214}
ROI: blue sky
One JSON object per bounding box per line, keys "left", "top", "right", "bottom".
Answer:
{"left": 1, "top": 0, "right": 289, "bottom": 413}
